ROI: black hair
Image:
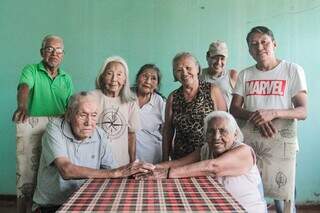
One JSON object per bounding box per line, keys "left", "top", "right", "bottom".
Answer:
{"left": 133, "top": 64, "right": 166, "bottom": 99}
{"left": 246, "top": 26, "right": 275, "bottom": 44}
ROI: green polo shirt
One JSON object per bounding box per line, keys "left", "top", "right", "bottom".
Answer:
{"left": 18, "top": 62, "right": 74, "bottom": 116}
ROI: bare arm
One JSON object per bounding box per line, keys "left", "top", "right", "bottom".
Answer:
{"left": 12, "top": 83, "right": 29, "bottom": 123}
{"left": 211, "top": 85, "right": 227, "bottom": 111}
{"left": 229, "top": 69, "right": 238, "bottom": 89}
{"left": 290, "top": 91, "right": 307, "bottom": 119}
{"left": 249, "top": 91, "right": 307, "bottom": 125}
{"left": 128, "top": 132, "right": 136, "bottom": 163}
{"left": 230, "top": 94, "right": 252, "bottom": 120}
{"left": 162, "top": 93, "right": 174, "bottom": 161}
{"left": 54, "top": 157, "right": 154, "bottom": 180}
{"left": 136, "top": 150, "right": 200, "bottom": 180}
{"left": 169, "top": 145, "right": 253, "bottom": 178}
{"left": 158, "top": 149, "right": 200, "bottom": 169}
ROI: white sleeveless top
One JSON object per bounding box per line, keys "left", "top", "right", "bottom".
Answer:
{"left": 200, "top": 142, "right": 267, "bottom": 213}
{"left": 200, "top": 68, "right": 233, "bottom": 108}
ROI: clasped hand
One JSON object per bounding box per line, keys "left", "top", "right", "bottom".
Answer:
{"left": 133, "top": 165, "right": 169, "bottom": 180}
{"left": 118, "top": 160, "right": 155, "bottom": 178}
{"left": 249, "top": 110, "right": 277, "bottom": 138}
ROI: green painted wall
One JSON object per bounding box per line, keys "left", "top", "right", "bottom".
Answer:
{"left": 1, "top": 0, "right": 319, "bottom": 204}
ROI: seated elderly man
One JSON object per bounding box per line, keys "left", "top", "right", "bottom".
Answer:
{"left": 140, "top": 111, "right": 267, "bottom": 213}
{"left": 33, "top": 91, "right": 153, "bottom": 212}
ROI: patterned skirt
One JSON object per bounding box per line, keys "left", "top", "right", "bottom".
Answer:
{"left": 16, "top": 117, "right": 49, "bottom": 199}
{"left": 239, "top": 119, "right": 297, "bottom": 201}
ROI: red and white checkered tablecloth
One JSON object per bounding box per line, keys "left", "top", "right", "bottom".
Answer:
{"left": 57, "top": 176, "right": 246, "bottom": 212}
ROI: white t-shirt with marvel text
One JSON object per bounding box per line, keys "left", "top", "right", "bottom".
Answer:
{"left": 233, "top": 60, "right": 307, "bottom": 111}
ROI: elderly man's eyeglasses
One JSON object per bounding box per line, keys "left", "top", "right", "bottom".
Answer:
{"left": 43, "top": 46, "right": 64, "bottom": 55}
{"left": 76, "top": 112, "right": 98, "bottom": 122}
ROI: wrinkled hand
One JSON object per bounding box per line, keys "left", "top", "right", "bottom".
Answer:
{"left": 119, "top": 160, "right": 155, "bottom": 178}
{"left": 258, "top": 121, "right": 277, "bottom": 138}
{"left": 12, "top": 107, "right": 28, "bottom": 123}
{"left": 135, "top": 167, "right": 169, "bottom": 180}
{"left": 249, "top": 110, "right": 276, "bottom": 126}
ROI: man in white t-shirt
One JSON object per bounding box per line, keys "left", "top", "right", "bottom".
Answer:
{"left": 230, "top": 26, "right": 307, "bottom": 213}
{"left": 200, "top": 41, "right": 237, "bottom": 109}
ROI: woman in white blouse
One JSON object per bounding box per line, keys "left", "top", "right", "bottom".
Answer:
{"left": 133, "top": 64, "right": 166, "bottom": 164}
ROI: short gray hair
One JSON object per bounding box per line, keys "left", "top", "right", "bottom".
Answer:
{"left": 172, "top": 52, "right": 201, "bottom": 82}
{"left": 95, "top": 56, "right": 136, "bottom": 103}
{"left": 41, "top": 35, "right": 64, "bottom": 49}
{"left": 203, "top": 111, "right": 243, "bottom": 143}
{"left": 65, "top": 91, "right": 98, "bottom": 121}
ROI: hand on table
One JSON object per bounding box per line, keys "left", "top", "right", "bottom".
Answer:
{"left": 119, "top": 160, "right": 155, "bottom": 178}
{"left": 135, "top": 165, "right": 169, "bottom": 180}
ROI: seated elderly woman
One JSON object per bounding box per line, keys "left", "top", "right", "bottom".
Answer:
{"left": 32, "top": 92, "right": 153, "bottom": 212}
{"left": 141, "top": 111, "right": 267, "bottom": 213}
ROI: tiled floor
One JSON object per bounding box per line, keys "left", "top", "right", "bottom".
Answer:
{"left": 0, "top": 198, "right": 16, "bottom": 213}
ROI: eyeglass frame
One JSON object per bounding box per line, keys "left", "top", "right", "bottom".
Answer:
{"left": 42, "top": 46, "right": 64, "bottom": 55}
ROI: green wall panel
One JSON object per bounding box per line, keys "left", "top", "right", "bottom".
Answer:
{"left": 1, "top": 0, "right": 319, "bottom": 204}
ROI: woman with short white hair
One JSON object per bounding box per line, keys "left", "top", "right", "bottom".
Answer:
{"left": 142, "top": 111, "right": 267, "bottom": 213}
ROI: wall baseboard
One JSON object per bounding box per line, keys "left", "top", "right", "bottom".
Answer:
{"left": 0, "top": 195, "right": 16, "bottom": 201}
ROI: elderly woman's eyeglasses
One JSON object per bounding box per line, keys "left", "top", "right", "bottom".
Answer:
{"left": 207, "top": 128, "right": 229, "bottom": 137}
{"left": 43, "top": 46, "right": 64, "bottom": 55}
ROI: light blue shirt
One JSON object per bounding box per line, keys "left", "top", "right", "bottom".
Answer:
{"left": 33, "top": 117, "right": 116, "bottom": 206}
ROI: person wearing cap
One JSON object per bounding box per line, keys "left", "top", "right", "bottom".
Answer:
{"left": 230, "top": 26, "right": 307, "bottom": 213}
{"left": 12, "top": 35, "right": 73, "bottom": 213}
{"left": 200, "top": 41, "right": 237, "bottom": 109}
{"left": 162, "top": 52, "right": 227, "bottom": 162}
{"left": 91, "top": 56, "right": 140, "bottom": 167}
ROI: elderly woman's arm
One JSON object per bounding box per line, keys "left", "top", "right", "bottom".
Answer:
{"left": 162, "top": 93, "right": 174, "bottom": 161}
{"left": 137, "top": 150, "right": 201, "bottom": 179}
{"left": 128, "top": 132, "right": 136, "bottom": 163}
{"left": 158, "top": 149, "right": 201, "bottom": 169}
{"left": 168, "top": 144, "right": 253, "bottom": 178}
{"left": 211, "top": 85, "right": 227, "bottom": 111}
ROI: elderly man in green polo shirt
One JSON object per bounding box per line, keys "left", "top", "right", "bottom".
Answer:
{"left": 12, "top": 35, "right": 73, "bottom": 213}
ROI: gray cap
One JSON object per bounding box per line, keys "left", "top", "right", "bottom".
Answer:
{"left": 208, "top": 41, "right": 228, "bottom": 57}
